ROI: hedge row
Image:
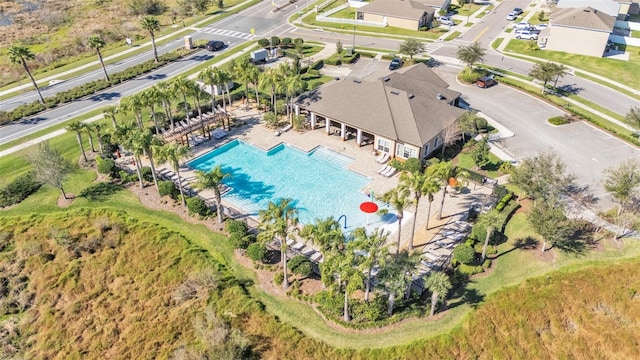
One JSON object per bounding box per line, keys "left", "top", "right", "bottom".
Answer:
{"left": 0, "top": 48, "right": 192, "bottom": 126}
{"left": 0, "top": 172, "right": 43, "bottom": 208}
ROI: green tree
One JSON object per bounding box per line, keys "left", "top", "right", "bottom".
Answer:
{"left": 376, "top": 250, "right": 419, "bottom": 316}
{"left": 257, "top": 198, "right": 299, "bottom": 289}
{"left": 427, "top": 161, "right": 467, "bottom": 220}
{"left": 379, "top": 186, "right": 412, "bottom": 259}
{"left": 140, "top": 16, "right": 161, "bottom": 62}
{"left": 8, "top": 45, "right": 44, "bottom": 104}
{"left": 399, "top": 170, "right": 428, "bottom": 250}
{"left": 509, "top": 151, "right": 575, "bottom": 201}
{"left": 456, "top": 42, "right": 485, "bottom": 69}
{"left": 230, "top": 57, "right": 253, "bottom": 105}
{"left": 423, "top": 271, "right": 452, "bottom": 316}
{"left": 538, "top": 10, "right": 545, "bottom": 22}
{"left": 285, "top": 72, "right": 305, "bottom": 124}
{"left": 261, "top": 67, "right": 280, "bottom": 115}
{"left": 399, "top": 38, "right": 424, "bottom": 63}
{"left": 246, "top": 64, "right": 261, "bottom": 107}
{"left": 603, "top": 159, "right": 640, "bottom": 216}
{"left": 192, "top": 0, "right": 211, "bottom": 14}
{"left": 471, "top": 137, "right": 491, "bottom": 169}
{"left": 66, "top": 120, "right": 88, "bottom": 162}
{"left": 155, "top": 81, "right": 177, "bottom": 130}
{"left": 28, "top": 141, "right": 74, "bottom": 199}
{"left": 477, "top": 209, "right": 503, "bottom": 261}
{"left": 103, "top": 105, "right": 119, "bottom": 129}
{"left": 300, "top": 217, "right": 345, "bottom": 254}
{"left": 141, "top": 87, "right": 162, "bottom": 134}
{"left": 113, "top": 121, "right": 144, "bottom": 188}
{"left": 217, "top": 0, "right": 224, "bottom": 9}
{"left": 623, "top": 106, "right": 640, "bottom": 130}
{"left": 322, "top": 242, "right": 365, "bottom": 322}
{"left": 453, "top": 243, "right": 476, "bottom": 265}
{"left": 120, "top": 93, "right": 145, "bottom": 128}
{"left": 458, "top": 110, "right": 479, "bottom": 142}
{"left": 129, "top": 127, "right": 161, "bottom": 189}
{"left": 82, "top": 122, "right": 97, "bottom": 153}
{"left": 422, "top": 175, "right": 441, "bottom": 230}
{"left": 528, "top": 198, "right": 573, "bottom": 252}
{"left": 172, "top": 76, "right": 195, "bottom": 126}
{"left": 351, "top": 228, "right": 389, "bottom": 301}
{"left": 195, "top": 165, "right": 231, "bottom": 224}
{"left": 336, "top": 40, "right": 344, "bottom": 62}
{"left": 198, "top": 67, "right": 220, "bottom": 116}
{"left": 529, "top": 61, "right": 567, "bottom": 92}
{"left": 155, "top": 143, "right": 192, "bottom": 206}
{"left": 87, "top": 35, "right": 110, "bottom": 81}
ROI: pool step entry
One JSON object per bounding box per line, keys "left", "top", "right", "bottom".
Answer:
{"left": 309, "top": 147, "right": 354, "bottom": 169}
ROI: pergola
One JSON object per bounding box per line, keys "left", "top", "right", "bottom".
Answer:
{"left": 161, "top": 112, "right": 230, "bottom": 145}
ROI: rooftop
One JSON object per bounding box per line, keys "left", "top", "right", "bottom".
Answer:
{"left": 551, "top": 6, "right": 617, "bottom": 31}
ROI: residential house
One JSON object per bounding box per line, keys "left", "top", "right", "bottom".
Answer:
{"left": 356, "top": 0, "right": 450, "bottom": 30}
{"left": 538, "top": 7, "right": 616, "bottom": 57}
{"left": 294, "top": 64, "right": 465, "bottom": 160}
{"left": 556, "top": 0, "right": 640, "bottom": 19}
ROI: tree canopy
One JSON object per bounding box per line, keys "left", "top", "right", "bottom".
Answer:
{"left": 509, "top": 151, "right": 575, "bottom": 201}
{"left": 456, "top": 42, "right": 485, "bottom": 69}
{"left": 624, "top": 106, "right": 640, "bottom": 130}
{"left": 399, "top": 38, "right": 424, "bottom": 62}
{"left": 28, "top": 141, "right": 74, "bottom": 199}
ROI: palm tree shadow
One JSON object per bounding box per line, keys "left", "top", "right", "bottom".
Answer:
{"left": 79, "top": 182, "right": 124, "bottom": 201}
{"left": 495, "top": 236, "right": 538, "bottom": 258}
{"left": 448, "top": 283, "right": 484, "bottom": 310}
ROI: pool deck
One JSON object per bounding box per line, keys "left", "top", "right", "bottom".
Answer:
{"left": 147, "top": 105, "right": 495, "bottom": 253}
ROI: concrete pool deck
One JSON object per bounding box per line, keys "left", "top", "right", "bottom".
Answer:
{"left": 149, "top": 105, "right": 495, "bottom": 253}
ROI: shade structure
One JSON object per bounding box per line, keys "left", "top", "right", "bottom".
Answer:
{"left": 360, "top": 201, "right": 379, "bottom": 226}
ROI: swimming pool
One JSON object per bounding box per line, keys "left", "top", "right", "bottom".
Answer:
{"left": 188, "top": 139, "right": 394, "bottom": 231}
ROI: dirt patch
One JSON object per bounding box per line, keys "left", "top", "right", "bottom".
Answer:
{"left": 57, "top": 193, "right": 76, "bottom": 208}
{"left": 515, "top": 198, "right": 532, "bottom": 215}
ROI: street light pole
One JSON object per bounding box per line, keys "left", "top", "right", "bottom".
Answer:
{"left": 352, "top": 25, "right": 356, "bottom": 50}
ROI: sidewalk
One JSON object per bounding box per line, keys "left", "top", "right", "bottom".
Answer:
{"left": 0, "top": 0, "right": 258, "bottom": 98}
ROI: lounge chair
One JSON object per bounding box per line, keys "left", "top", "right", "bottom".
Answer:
{"left": 280, "top": 124, "right": 292, "bottom": 133}
{"left": 382, "top": 167, "right": 397, "bottom": 177}
{"left": 375, "top": 153, "right": 389, "bottom": 164}
{"left": 213, "top": 128, "right": 227, "bottom": 139}
{"left": 376, "top": 165, "right": 390, "bottom": 174}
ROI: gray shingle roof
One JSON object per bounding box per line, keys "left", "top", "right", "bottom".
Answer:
{"left": 551, "top": 6, "right": 616, "bottom": 31}
{"left": 295, "top": 64, "right": 465, "bottom": 147}
{"left": 358, "top": 0, "right": 433, "bottom": 20}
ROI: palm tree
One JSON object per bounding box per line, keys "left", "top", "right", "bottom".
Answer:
{"left": 261, "top": 67, "right": 280, "bottom": 115}
{"left": 478, "top": 209, "right": 503, "bottom": 262}
{"left": 121, "top": 93, "right": 145, "bottom": 128}
{"left": 141, "top": 87, "right": 161, "bottom": 134}
{"left": 422, "top": 175, "right": 441, "bottom": 230}
{"left": 379, "top": 186, "right": 412, "bottom": 259}
{"left": 195, "top": 165, "right": 231, "bottom": 224}
{"left": 247, "top": 65, "right": 261, "bottom": 108}
{"left": 155, "top": 82, "right": 176, "bottom": 130}
{"left": 257, "top": 198, "right": 299, "bottom": 289}
{"left": 377, "top": 250, "right": 420, "bottom": 316}
{"left": 187, "top": 81, "right": 208, "bottom": 137}
{"left": 8, "top": 45, "right": 44, "bottom": 104}
{"left": 92, "top": 122, "right": 107, "bottom": 154}
{"left": 113, "top": 121, "right": 145, "bottom": 188}
{"left": 140, "top": 16, "right": 160, "bottom": 62}
{"left": 66, "top": 120, "right": 88, "bottom": 162}
{"left": 199, "top": 67, "right": 219, "bottom": 114}
{"left": 427, "top": 161, "right": 467, "bottom": 220}
{"left": 300, "top": 217, "right": 345, "bottom": 254}
{"left": 87, "top": 35, "right": 109, "bottom": 81}
{"left": 155, "top": 143, "right": 192, "bottom": 206}
{"left": 285, "top": 73, "right": 305, "bottom": 124}
{"left": 230, "top": 57, "right": 252, "bottom": 105}
{"left": 399, "top": 171, "right": 426, "bottom": 251}
{"left": 82, "top": 122, "right": 97, "bottom": 153}
{"left": 423, "top": 271, "right": 452, "bottom": 316}
{"left": 322, "top": 242, "right": 365, "bottom": 322}
{"left": 129, "top": 127, "right": 161, "bottom": 189}
{"left": 352, "top": 228, "right": 389, "bottom": 301}
{"left": 172, "top": 76, "right": 194, "bottom": 126}
{"left": 103, "top": 105, "right": 119, "bottom": 129}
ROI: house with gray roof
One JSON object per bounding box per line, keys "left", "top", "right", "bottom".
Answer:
{"left": 294, "top": 63, "right": 465, "bottom": 161}
{"left": 355, "top": 0, "right": 450, "bottom": 30}
{"left": 538, "top": 7, "right": 616, "bottom": 57}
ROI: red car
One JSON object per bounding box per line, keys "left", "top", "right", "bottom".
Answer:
{"left": 476, "top": 75, "right": 497, "bottom": 88}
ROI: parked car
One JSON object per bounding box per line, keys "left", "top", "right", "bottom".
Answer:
{"left": 534, "top": 23, "right": 548, "bottom": 30}
{"left": 439, "top": 16, "right": 455, "bottom": 26}
{"left": 515, "top": 30, "right": 539, "bottom": 40}
{"left": 506, "top": 12, "right": 518, "bottom": 21}
{"left": 205, "top": 40, "right": 225, "bottom": 51}
{"left": 512, "top": 21, "right": 531, "bottom": 30}
{"left": 476, "top": 75, "right": 497, "bottom": 88}
{"left": 512, "top": 7, "right": 523, "bottom": 15}
{"left": 389, "top": 58, "right": 402, "bottom": 70}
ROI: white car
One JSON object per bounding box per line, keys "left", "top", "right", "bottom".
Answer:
{"left": 439, "top": 16, "right": 455, "bottom": 26}
{"left": 512, "top": 22, "right": 531, "bottom": 30}
{"left": 534, "top": 23, "right": 548, "bottom": 30}
{"left": 515, "top": 30, "right": 539, "bottom": 40}
{"left": 506, "top": 12, "right": 518, "bottom": 21}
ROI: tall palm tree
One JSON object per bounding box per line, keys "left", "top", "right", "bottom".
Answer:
{"left": 155, "top": 143, "right": 192, "bottom": 206}
{"left": 87, "top": 35, "right": 109, "bottom": 81}
{"left": 380, "top": 186, "right": 412, "bottom": 259}
{"left": 92, "top": 122, "right": 107, "bottom": 154}
{"left": 140, "top": 16, "right": 160, "bottom": 62}
{"left": 155, "top": 82, "right": 176, "bottom": 130}
{"left": 423, "top": 271, "right": 452, "bottom": 317}
{"left": 478, "top": 209, "right": 503, "bottom": 262}
{"left": 300, "top": 217, "right": 345, "bottom": 255}
{"left": 230, "top": 57, "right": 252, "bottom": 105}
{"left": 257, "top": 198, "right": 299, "bottom": 289}
{"left": 378, "top": 250, "right": 420, "bottom": 315}
{"left": 247, "top": 65, "right": 261, "bottom": 108}
{"left": 422, "top": 175, "right": 441, "bottom": 230}
{"left": 322, "top": 241, "right": 365, "bottom": 322}
{"left": 399, "top": 170, "right": 427, "bottom": 250}
{"left": 141, "top": 87, "right": 161, "bottom": 134}
{"left": 285, "top": 73, "right": 305, "bottom": 124}
{"left": 82, "top": 122, "right": 97, "bottom": 153}
{"left": 352, "top": 228, "right": 389, "bottom": 301}
{"left": 121, "top": 93, "right": 145, "bottom": 128}
{"left": 199, "top": 67, "right": 219, "bottom": 114}
{"left": 8, "top": 45, "right": 44, "bottom": 104}
{"left": 66, "top": 120, "right": 88, "bottom": 162}
{"left": 113, "top": 121, "right": 144, "bottom": 188}
{"left": 188, "top": 81, "right": 208, "bottom": 137}
{"left": 103, "top": 105, "right": 119, "bottom": 129}
{"left": 427, "top": 161, "right": 467, "bottom": 220}
{"left": 195, "top": 165, "right": 231, "bottom": 224}
{"left": 129, "top": 127, "right": 161, "bottom": 189}
{"left": 261, "top": 67, "right": 280, "bottom": 115}
{"left": 172, "top": 76, "right": 194, "bottom": 127}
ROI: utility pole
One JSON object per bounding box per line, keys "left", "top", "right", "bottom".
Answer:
{"left": 352, "top": 25, "right": 356, "bottom": 50}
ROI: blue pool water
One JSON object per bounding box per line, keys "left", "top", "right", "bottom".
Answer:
{"left": 188, "top": 140, "right": 392, "bottom": 230}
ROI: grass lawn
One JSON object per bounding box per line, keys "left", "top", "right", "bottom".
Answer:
{"left": 457, "top": 151, "right": 503, "bottom": 178}
{"left": 444, "top": 31, "right": 462, "bottom": 41}
{"left": 632, "top": 31, "right": 640, "bottom": 39}
{"left": 504, "top": 40, "right": 640, "bottom": 92}
{"left": 450, "top": 3, "right": 484, "bottom": 17}
{"left": 329, "top": 6, "right": 356, "bottom": 19}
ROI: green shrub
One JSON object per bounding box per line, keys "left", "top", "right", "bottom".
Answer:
{"left": 403, "top": 157, "right": 423, "bottom": 173}
{"left": 246, "top": 242, "right": 267, "bottom": 262}
{"left": 258, "top": 38, "right": 270, "bottom": 47}
{"left": 289, "top": 255, "right": 314, "bottom": 277}
{"left": 548, "top": 116, "right": 569, "bottom": 125}
{"left": 281, "top": 37, "right": 292, "bottom": 47}
{"left": 453, "top": 243, "right": 476, "bottom": 265}
{"left": 0, "top": 172, "right": 43, "bottom": 207}
{"left": 186, "top": 197, "right": 211, "bottom": 217}
{"left": 225, "top": 220, "right": 249, "bottom": 235}
{"left": 307, "top": 68, "right": 320, "bottom": 76}
{"left": 475, "top": 117, "right": 488, "bottom": 132}
{"left": 499, "top": 161, "right": 513, "bottom": 173}
{"left": 273, "top": 271, "right": 284, "bottom": 285}
{"left": 457, "top": 263, "right": 484, "bottom": 275}
{"left": 311, "top": 59, "right": 324, "bottom": 70}
{"left": 96, "top": 157, "right": 118, "bottom": 178}
{"left": 495, "top": 192, "right": 513, "bottom": 211}
{"left": 350, "top": 297, "right": 387, "bottom": 322}
{"left": 158, "top": 180, "right": 178, "bottom": 198}
{"left": 314, "top": 290, "right": 342, "bottom": 317}
{"left": 459, "top": 68, "right": 484, "bottom": 84}
{"left": 140, "top": 166, "right": 153, "bottom": 182}
{"left": 230, "top": 233, "right": 256, "bottom": 249}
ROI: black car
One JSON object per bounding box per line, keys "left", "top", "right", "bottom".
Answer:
{"left": 205, "top": 40, "right": 225, "bottom": 51}
{"left": 389, "top": 58, "right": 402, "bottom": 70}
{"left": 476, "top": 75, "right": 497, "bottom": 88}
{"left": 512, "top": 7, "right": 523, "bottom": 15}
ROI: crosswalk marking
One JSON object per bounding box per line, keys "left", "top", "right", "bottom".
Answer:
{"left": 424, "top": 39, "right": 472, "bottom": 54}
{"left": 200, "top": 27, "right": 255, "bottom": 40}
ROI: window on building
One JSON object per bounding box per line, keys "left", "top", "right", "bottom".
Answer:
{"left": 423, "top": 143, "right": 429, "bottom": 158}
{"left": 396, "top": 143, "right": 417, "bottom": 159}
{"left": 377, "top": 139, "right": 390, "bottom": 153}
{"left": 357, "top": 12, "right": 364, "bottom": 20}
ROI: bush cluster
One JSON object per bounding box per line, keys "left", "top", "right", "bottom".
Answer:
{"left": 96, "top": 156, "right": 119, "bottom": 178}
{"left": 495, "top": 192, "right": 513, "bottom": 211}
{"left": 246, "top": 242, "right": 267, "bottom": 262}
{"left": 226, "top": 219, "right": 257, "bottom": 249}
{"left": 186, "top": 197, "right": 211, "bottom": 217}
{"left": 288, "top": 255, "right": 313, "bottom": 277}
{"left": 0, "top": 49, "right": 191, "bottom": 126}
{"left": 548, "top": 116, "right": 570, "bottom": 126}
{"left": 0, "top": 173, "right": 42, "bottom": 207}
{"left": 158, "top": 180, "right": 179, "bottom": 199}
